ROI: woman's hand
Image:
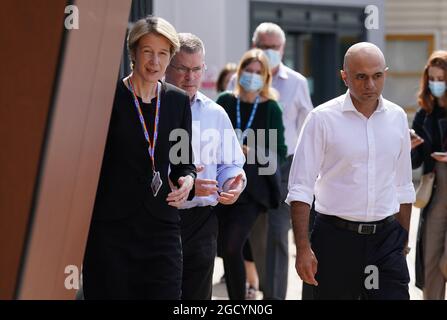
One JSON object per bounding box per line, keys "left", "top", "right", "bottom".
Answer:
{"left": 410, "top": 129, "right": 424, "bottom": 149}
{"left": 431, "top": 152, "right": 447, "bottom": 162}
{"left": 166, "top": 175, "right": 194, "bottom": 207}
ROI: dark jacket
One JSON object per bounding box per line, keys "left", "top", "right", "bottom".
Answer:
{"left": 411, "top": 105, "right": 447, "bottom": 289}
{"left": 411, "top": 106, "right": 447, "bottom": 174}
{"left": 92, "top": 80, "right": 196, "bottom": 223}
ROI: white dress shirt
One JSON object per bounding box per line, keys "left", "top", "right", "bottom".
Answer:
{"left": 285, "top": 91, "right": 416, "bottom": 222}
{"left": 228, "top": 63, "right": 313, "bottom": 156}
{"left": 180, "top": 91, "right": 246, "bottom": 209}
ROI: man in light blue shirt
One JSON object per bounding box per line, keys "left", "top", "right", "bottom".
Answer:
{"left": 165, "top": 33, "right": 246, "bottom": 300}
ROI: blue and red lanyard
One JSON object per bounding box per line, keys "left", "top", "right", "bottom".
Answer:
{"left": 128, "top": 77, "right": 161, "bottom": 173}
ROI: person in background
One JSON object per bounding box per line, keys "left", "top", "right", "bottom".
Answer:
{"left": 216, "top": 62, "right": 259, "bottom": 300}
{"left": 216, "top": 63, "right": 237, "bottom": 93}
{"left": 217, "top": 62, "right": 260, "bottom": 298}
{"left": 228, "top": 22, "right": 313, "bottom": 299}
{"left": 82, "top": 16, "right": 196, "bottom": 300}
{"left": 216, "top": 48, "right": 286, "bottom": 300}
{"left": 287, "top": 42, "right": 415, "bottom": 299}
{"left": 411, "top": 50, "right": 447, "bottom": 300}
{"left": 165, "top": 33, "right": 246, "bottom": 300}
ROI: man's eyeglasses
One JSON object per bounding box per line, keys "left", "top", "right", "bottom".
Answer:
{"left": 170, "top": 64, "right": 206, "bottom": 75}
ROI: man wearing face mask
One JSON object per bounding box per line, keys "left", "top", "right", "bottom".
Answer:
{"left": 228, "top": 22, "right": 313, "bottom": 300}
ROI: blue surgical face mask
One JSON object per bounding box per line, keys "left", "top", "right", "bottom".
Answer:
{"left": 263, "top": 49, "right": 282, "bottom": 69}
{"left": 429, "top": 80, "right": 446, "bottom": 98}
{"left": 239, "top": 71, "right": 264, "bottom": 92}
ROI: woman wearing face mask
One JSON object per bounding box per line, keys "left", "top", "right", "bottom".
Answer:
{"left": 215, "top": 48, "right": 286, "bottom": 299}
{"left": 412, "top": 50, "right": 447, "bottom": 300}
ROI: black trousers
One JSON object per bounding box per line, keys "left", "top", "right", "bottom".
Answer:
{"left": 311, "top": 213, "right": 410, "bottom": 300}
{"left": 217, "top": 201, "right": 262, "bottom": 300}
{"left": 180, "top": 206, "right": 217, "bottom": 300}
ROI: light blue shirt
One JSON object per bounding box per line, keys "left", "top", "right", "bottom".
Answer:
{"left": 180, "top": 91, "right": 246, "bottom": 209}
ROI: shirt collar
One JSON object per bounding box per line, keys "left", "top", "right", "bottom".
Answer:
{"left": 342, "top": 89, "right": 388, "bottom": 113}
{"left": 275, "top": 63, "right": 288, "bottom": 80}
{"left": 191, "top": 91, "right": 205, "bottom": 106}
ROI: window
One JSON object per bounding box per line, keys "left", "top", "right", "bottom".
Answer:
{"left": 384, "top": 35, "right": 434, "bottom": 116}
{"left": 250, "top": 1, "right": 366, "bottom": 106}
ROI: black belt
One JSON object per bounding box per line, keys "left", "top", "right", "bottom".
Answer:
{"left": 318, "top": 214, "right": 396, "bottom": 235}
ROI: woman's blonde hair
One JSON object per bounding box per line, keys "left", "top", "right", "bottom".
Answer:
{"left": 127, "top": 15, "right": 180, "bottom": 69}
{"left": 234, "top": 48, "right": 278, "bottom": 100}
{"left": 417, "top": 50, "right": 447, "bottom": 113}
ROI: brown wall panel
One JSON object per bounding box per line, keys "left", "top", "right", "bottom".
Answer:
{"left": 0, "top": 1, "right": 66, "bottom": 300}
{"left": 17, "top": 0, "right": 132, "bottom": 299}
{"left": 0, "top": 0, "right": 132, "bottom": 299}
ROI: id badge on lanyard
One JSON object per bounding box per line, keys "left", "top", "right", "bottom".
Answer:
{"left": 151, "top": 170, "right": 163, "bottom": 197}
{"left": 128, "top": 77, "right": 163, "bottom": 197}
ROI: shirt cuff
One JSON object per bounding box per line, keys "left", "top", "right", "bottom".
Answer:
{"left": 397, "top": 183, "right": 416, "bottom": 204}
{"left": 217, "top": 167, "right": 246, "bottom": 190}
{"left": 285, "top": 184, "right": 314, "bottom": 206}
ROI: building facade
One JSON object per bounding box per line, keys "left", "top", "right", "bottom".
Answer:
{"left": 384, "top": 0, "right": 447, "bottom": 117}
{"left": 153, "top": 0, "right": 385, "bottom": 103}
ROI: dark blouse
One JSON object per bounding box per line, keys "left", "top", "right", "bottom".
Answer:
{"left": 216, "top": 92, "right": 287, "bottom": 163}
{"left": 216, "top": 92, "right": 286, "bottom": 209}
{"left": 92, "top": 79, "right": 196, "bottom": 223}
{"left": 412, "top": 104, "right": 447, "bottom": 174}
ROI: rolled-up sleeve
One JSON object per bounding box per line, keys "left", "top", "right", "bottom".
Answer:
{"left": 286, "top": 111, "right": 325, "bottom": 206}
{"left": 217, "top": 165, "right": 246, "bottom": 189}
{"left": 395, "top": 112, "right": 416, "bottom": 204}
{"left": 286, "top": 184, "right": 315, "bottom": 206}
{"left": 216, "top": 109, "right": 246, "bottom": 190}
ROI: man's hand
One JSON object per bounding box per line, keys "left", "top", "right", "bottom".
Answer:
{"left": 218, "top": 173, "right": 245, "bottom": 205}
{"left": 291, "top": 201, "right": 318, "bottom": 286}
{"left": 296, "top": 246, "right": 319, "bottom": 286}
{"left": 166, "top": 175, "right": 194, "bottom": 207}
{"left": 242, "top": 145, "right": 250, "bottom": 157}
{"left": 195, "top": 178, "right": 219, "bottom": 196}
{"left": 193, "top": 164, "right": 219, "bottom": 196}
{"left": 396, "top": 203, "right": 412, "bottom": 255}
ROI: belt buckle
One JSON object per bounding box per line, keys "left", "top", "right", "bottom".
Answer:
{"left": 357, "top": 223, "right": 376, "bottom": 235}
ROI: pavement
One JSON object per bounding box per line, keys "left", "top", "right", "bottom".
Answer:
{"left": 212, "top": 206, "right": 434, "bottom": 300}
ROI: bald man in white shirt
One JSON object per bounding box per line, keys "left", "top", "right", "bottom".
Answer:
{"left": 286, "top": 42, "right": 416, "bottom": 300}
